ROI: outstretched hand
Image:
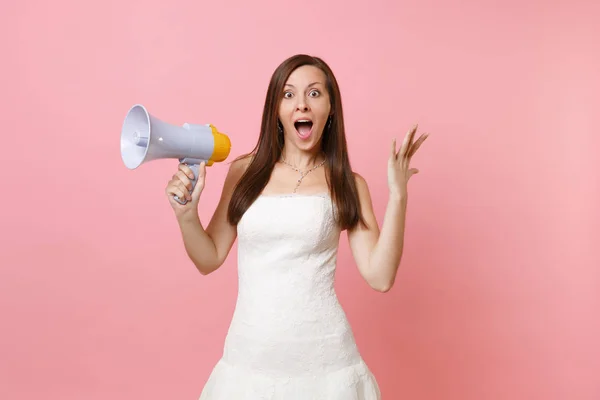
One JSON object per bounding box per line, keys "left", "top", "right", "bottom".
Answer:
{"left": 388, "top": 124, "right": 429, "bottom": 198}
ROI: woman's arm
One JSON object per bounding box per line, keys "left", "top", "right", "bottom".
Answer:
{"left": 347, "top": 175, "right": 407, "bottom": 292}
{"left": 177, "top": 157, "right": 249, "bottom": 275}
{"left": 348, "top": 125, "right": 428, "bottom": 292}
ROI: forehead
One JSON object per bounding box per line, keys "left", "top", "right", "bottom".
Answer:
{"left": 285, "top": 65, "right": 327, "bottom": 86}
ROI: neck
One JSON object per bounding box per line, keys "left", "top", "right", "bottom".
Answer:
{"left": 280, "top": 146, "right": 325, "bottom": 170}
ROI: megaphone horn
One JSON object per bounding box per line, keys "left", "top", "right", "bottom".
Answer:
{"left": 120, "top": 104, "right": 231, "bottom": 205}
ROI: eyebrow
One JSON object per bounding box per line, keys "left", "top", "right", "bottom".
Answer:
{"left": 285, "top": 82, "right": 323, "bottom": 88}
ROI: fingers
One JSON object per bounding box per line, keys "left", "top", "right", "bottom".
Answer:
{"left": 166, "top": 180, "right": 191, "bottom": 202}
{"left": 166, "top": 166, "right": 195, "bottom": 202}
{"left": 166, "top": 162, "right": 208, "bottom": 205}
{"left": 197, "top": 162, "right": 206, "bottom": 181}
{"left": 175, "top": 171, "right": 193, "bottom": 190}
{"left": 168, "top": 186, "right": 189, "bottom": 202}
{"left": 393, "top": 124, "right": 428, "bottom": 162}
{"left": 407, "top": 132, "right": 429, "bottom": 159}
{"left": 179, "top": 163, "right": 196, "bottom": 181}
{"left": 399, "top": 124, "right": 418, "bottom": 157}
{"left": 190, "top": 162, "right": 206, "bottom": 197}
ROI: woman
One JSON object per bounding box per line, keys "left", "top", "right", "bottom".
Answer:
{"left": 165, "top": 54, "right": 428, "bottom": 399}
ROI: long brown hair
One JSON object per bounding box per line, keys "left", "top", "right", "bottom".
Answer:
{"left": 227, "top": 54, "right": 366, "bottom": 231}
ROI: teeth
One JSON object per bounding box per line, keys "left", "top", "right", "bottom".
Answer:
{"left": 297, "top": 120, "right": 311, "bottom": 123}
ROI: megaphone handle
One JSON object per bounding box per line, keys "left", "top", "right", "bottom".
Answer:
{"left": 173, "top": 163, "right": 200, "bottom": 205}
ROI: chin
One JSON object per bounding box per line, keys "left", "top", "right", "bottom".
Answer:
{"left": 293, "top": 133, "right": 323, "bottom": 150}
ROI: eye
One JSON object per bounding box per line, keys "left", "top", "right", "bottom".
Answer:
{"left": 283, "top": 91, "right": 294, "bottom": 98}
{"left": 309, "top": 90, "right": 320, "bottom": 97}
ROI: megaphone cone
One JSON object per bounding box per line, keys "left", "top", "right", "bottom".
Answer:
{"left": 120, "top": 104, "right": 231, "bottom": 204}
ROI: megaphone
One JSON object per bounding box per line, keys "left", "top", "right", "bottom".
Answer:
{"left": 120, "top": 104, "right": 231, "bottom": 205}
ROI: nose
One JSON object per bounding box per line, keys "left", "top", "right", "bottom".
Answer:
{"left": 296, "top": 98, "right": 310, "bottom": 112}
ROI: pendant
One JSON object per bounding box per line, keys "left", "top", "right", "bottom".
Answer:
{"left": 280, "top": 157, "right": 326, "bottom": 193}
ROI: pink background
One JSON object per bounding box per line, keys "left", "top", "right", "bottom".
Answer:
{"left": 2, "top": 0, "right": 599, "bottom": 399}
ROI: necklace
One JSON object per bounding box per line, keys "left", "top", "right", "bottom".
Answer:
{"left": 280, "top": 155, "right": 326, "bottom": 193}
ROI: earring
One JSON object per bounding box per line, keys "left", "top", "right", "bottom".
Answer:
{"left": 277, "top": 121, "right": 283, "bottom": 133}
{"left": 327, "top": 117, "right": 332, "bottom": 130}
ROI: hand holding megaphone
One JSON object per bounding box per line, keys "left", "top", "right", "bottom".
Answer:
{"left": 120, "top": 104, "right": 231, "bottom": 206}
{"left": 165, "top": 161, "right": 206, "bottom": 209}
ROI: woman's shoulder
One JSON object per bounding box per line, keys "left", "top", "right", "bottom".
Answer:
{"left": 231, "top": 153, "right": 253, "bottom": 168}
{"left": 349, "top": 170, "right": 374, "bottom": 203}
{"left": 225, "top": 153, "right": 254, "bottom": 181}
{"left": 351, "top": 170, "right": 368, "bottom": 189}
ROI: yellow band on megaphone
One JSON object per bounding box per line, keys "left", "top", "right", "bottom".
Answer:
{"left": 207, "top": 124, "right": 232, "bottom": 166}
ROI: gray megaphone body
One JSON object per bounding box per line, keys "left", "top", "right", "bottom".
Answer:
{"left": 120, "top": 104, "right": 231, "bottom": 204}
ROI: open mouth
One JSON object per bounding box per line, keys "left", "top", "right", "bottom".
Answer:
{"left": 294, "top": 120, "right": 313, "bottom": 139}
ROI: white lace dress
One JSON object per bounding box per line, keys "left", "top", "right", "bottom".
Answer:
{"left": 199, "top": 193, "right": 381, "bottom": 399}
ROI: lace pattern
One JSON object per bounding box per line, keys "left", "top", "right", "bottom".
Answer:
{"left": 199, "top": 194, "right": 381, "bottom": 399}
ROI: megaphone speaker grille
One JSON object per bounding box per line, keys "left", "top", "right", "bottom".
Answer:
{"left": 120, "top": 104, "right": 151, "bottom": 169}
